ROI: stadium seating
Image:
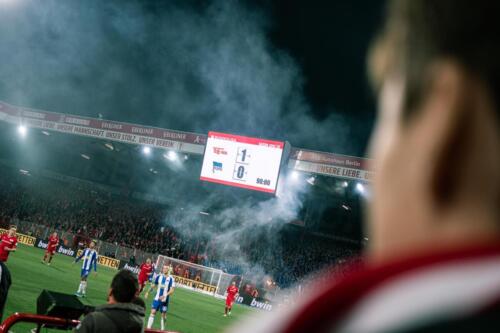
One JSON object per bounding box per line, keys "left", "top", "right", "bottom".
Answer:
{"left": 0, "top": 166, "right": 359, "bottom": 288}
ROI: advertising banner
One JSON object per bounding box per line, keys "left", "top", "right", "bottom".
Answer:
{"left": 119, "top": 261, "right": 141, "bottom": 275}
{"left": 290, "top": 148, "right": 371, "bottom": 170}
{"left": 235, "top": 294, "right": 273, "bottom": 311}
{"left": 288, "top": 159, "right": 373, "bottom": 182}
{"left": 35, "top": 238, "right": 76, "bottom": 257}
{"left": 288, "top": 148, "right": 373, "bottom": 182}
{"left": 76, "top": 249, "right": 120, "bottom": 269}
{"left": 0, "top": 101, "right": 206, "bottom": 155}
{"left": 235, "top": 280, "right": 274, "bottom": 311}
{"left": 172, "top": 275, "right": 217, "bottom": 294}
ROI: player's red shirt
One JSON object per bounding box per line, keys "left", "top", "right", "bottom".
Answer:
{"left": 47, "top": 235, "right": 59, "bottom": 252}
{"left": 0, "top": 234, "right": 17, "bottom": 262}
{"left": 138, "top": 263, "right": 153, "bottom": 281}
{"left": 226, "top": 285, "right": 239, "bottom": 300}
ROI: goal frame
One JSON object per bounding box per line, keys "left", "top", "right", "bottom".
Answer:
{"left": 155, "top": 255, "right": 236, "bottom": 298}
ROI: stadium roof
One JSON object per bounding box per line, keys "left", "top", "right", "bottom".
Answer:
{"left": 0, "top": 115, "right": 364, "bottom": 241}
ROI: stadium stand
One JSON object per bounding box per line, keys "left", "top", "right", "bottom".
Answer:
{"left": 0, "top": 165, "right": 359, "bottom": 288}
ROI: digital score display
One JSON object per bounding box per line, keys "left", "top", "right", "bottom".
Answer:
{"left": 200, "top": 131, "right": 285, "bottom": 194}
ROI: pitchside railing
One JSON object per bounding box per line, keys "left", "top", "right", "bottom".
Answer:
{"left": 0, "top": 313, "right": 175, "bottom": 333}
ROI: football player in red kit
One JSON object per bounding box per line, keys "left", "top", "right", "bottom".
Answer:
{"left": 138, "top": 258, "right": 154, "bottom": 293}
{"left": 42, "top": 232, "right": 59, "bottom": 265}
{"left": 0, "top": 225, "right": 18, "bottom": 263}
{"left": 224, "top": 281, "right": 239, "bottom": 317}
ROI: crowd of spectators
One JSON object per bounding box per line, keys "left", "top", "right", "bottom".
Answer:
{"left": 240, "top": 230, "right": 360, "bottom": 288}
{"left": 0, "top": 168, "right": 183, "bottom": 256}
{"left": 0, "top": 166, "right": 360, "bottom": 287}
{"left": 275, "top": 237, "right": 359, "bottom": 287}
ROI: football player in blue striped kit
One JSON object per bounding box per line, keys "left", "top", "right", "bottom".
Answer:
{"left": 145, "top": 264, "right": 175, "bottom": 330}
{"left": 73, "top": 241, "right": 98, "bottom": 297}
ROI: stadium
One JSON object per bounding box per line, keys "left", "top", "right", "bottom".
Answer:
{"left": 0, "top": 89, "right": 369, "bottom": 332}
{"left": 2, "top": 1, "right": 500, "bottom": 333}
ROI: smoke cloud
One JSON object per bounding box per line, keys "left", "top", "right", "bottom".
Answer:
{"left": 0, "top": 0, "right": 351, "bottom": 281}
{"left": 0, "top": 0, "right": 352, "bottom": 152}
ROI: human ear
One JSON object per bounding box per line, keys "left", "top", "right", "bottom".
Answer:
{"left": 414, "top": 61, "right": 499, "bottom": 211}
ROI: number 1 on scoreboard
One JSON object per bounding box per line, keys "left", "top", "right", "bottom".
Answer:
{"left": 236, "top": 147, "right": 251, "bottom": 164}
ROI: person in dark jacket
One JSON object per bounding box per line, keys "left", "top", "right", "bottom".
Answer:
{"left": 74, "top": 269, "right": 144, "bottom": 333}
{"left": 0, "top": 261, "right": 12, "bottom": 322}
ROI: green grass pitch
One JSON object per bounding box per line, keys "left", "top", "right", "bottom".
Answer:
{"left": 3, "top": 245, "right": 254, "bottom": 333}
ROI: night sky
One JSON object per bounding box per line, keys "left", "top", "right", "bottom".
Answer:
{"left": 267, "top": 0, "right": 383, "bottom": 114}
{"left": 267, "top": 0, "right": 384, "bottom": 153}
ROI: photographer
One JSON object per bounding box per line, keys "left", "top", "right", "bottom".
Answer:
{"left": 75, "top": 270, "right": 144, "bottom": 333}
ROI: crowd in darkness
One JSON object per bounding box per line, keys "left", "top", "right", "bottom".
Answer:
{"left": 0, "top": 167, "right": 360, "bottom": 287}
{"left": 274, "top": 237, "right": 359, "bottom": 287}
{"left": 0, "top": 168, "right": 186, "bottom": 257}
{"left": 238, "top": 230, "right": 360, "bottom": 288}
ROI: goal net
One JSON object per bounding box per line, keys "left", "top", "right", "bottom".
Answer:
{"left": 155, "top": 255, "right": 237, "bottom": 298}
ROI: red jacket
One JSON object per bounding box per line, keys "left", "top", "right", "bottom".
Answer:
{"left": 231, "top": 243, "right": 500, "bottom": 333}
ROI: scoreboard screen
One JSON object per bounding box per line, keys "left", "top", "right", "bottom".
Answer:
{"left": 200, "top": 131, "right": 285, "bottom": 194}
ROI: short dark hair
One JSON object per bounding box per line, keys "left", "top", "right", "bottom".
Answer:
{"left": 110, "top": 270, "right": 138, "bottom": 303}
{"left": 369, "top": 0, "right": 500, "bottom": 122}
